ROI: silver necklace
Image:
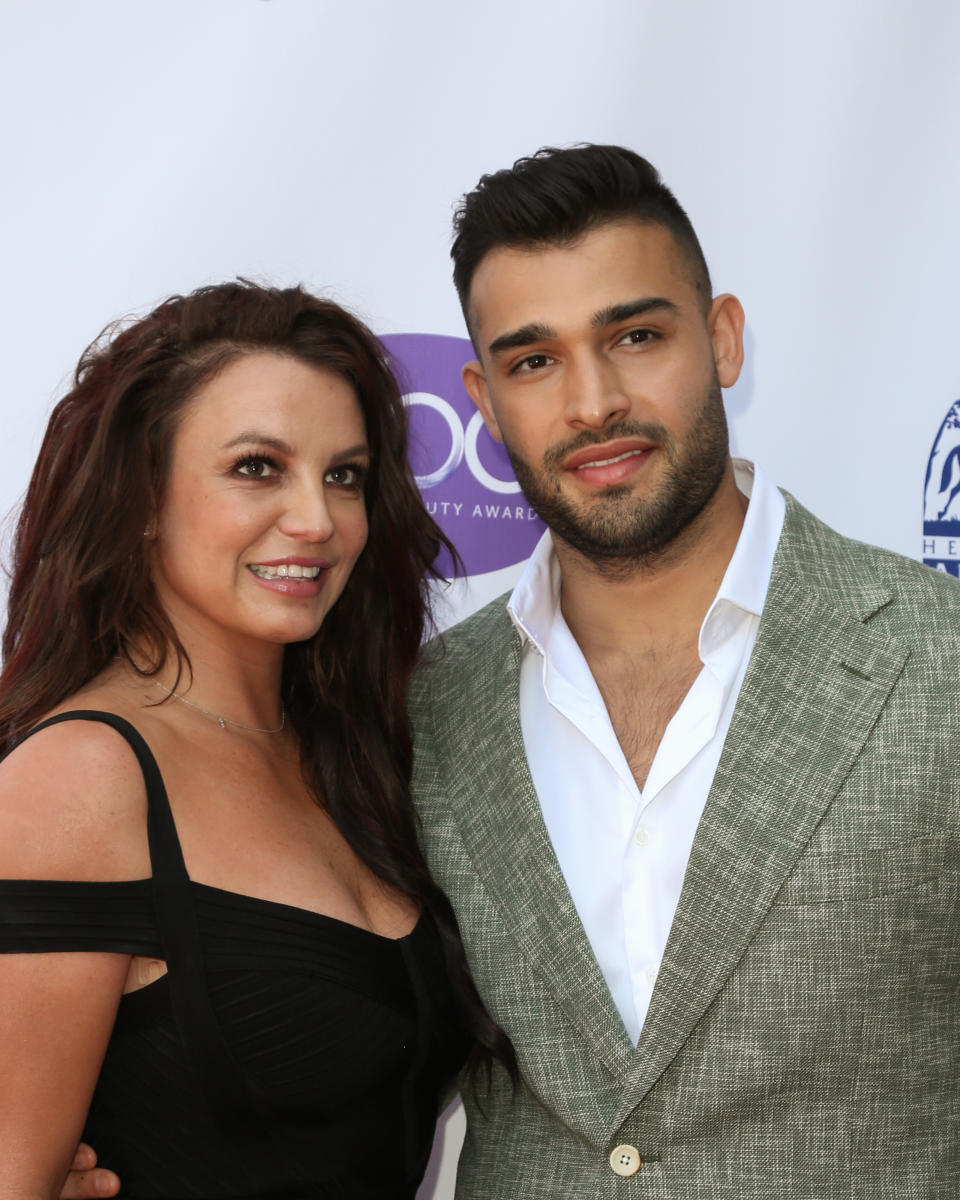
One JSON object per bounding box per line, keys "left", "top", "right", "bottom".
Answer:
{"left": 153, "top": 680, "right": 286, "bottom": 733}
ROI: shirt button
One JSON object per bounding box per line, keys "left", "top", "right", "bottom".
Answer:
{"left": 609, "top": 1144, "right": 642, "bottom": 1176}
{"left": 632, "top": 826, "right": 648, "bottom": 846}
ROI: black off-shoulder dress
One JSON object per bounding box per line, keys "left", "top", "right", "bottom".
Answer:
{"left": 0, "top": 712, "right": 467, "bottom": 1199}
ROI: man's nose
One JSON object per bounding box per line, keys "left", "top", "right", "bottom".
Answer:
{"left": 564, "top": 354, "right": 630, "bottom": 429}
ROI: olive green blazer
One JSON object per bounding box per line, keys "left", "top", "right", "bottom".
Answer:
{"left": 410, "top": 495, "right": 960, "bottom": 1199}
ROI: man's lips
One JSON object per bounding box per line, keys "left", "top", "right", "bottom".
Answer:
{"left": 562, "top": 439, "right": 655, "bottom": 473}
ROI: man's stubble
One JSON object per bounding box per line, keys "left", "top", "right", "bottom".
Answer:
{"left": 503, "top": 374, "right": 730, "bottom": 579}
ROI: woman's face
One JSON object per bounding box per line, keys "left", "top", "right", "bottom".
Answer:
{"left": 151, "top": 352, "right": 370, "bottom": 656}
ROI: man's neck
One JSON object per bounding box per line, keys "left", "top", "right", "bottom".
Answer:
{"left": 556, "top": 462, "right": 748, "bottom": 665}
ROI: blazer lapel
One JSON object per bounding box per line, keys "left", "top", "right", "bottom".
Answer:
{"left": 449, "top": 623, "right": 636, "bottom": 1078}
{"left": 618, "top": 533, "right": 908, "bottom": 1116}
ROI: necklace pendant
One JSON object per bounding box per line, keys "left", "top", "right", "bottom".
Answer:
{"left": 152, "top": 681, "right": 283, "bottom": 734}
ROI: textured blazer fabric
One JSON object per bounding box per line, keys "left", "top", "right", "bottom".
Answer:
{"left": 409, "top": 495, "right": 960, "bottom": 1200}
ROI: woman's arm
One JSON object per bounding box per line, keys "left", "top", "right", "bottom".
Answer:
{"left": 0, "top": 720, "right": 149, "bottom": 1199}
{"left": 0, "top": 951, "right": 130, "bottom": 1198}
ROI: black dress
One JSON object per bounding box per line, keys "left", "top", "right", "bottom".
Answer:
{"left": 0, "top": 712, "right": 467, "bottom": 1199}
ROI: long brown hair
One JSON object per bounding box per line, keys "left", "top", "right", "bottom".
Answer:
{"left": 1, "top": 280, "right": 513, "bottom": 1074}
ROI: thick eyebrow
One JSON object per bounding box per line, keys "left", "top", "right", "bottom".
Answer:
{"left": 486, "top": 297, "right": 679, "bottom": 358}
{"left": 487, "top": 322, "right": 557, "bottom": 357}
{"left": 591, "top": 297, "right": 678, "bottom": 328}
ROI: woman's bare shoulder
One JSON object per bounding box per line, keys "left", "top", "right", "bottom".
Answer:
{"left": 0, "top": 707, "right": 152, "bottom": 881}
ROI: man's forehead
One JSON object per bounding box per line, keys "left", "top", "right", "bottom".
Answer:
{"left": 467, "top": 219, "right": 697, "bottom": 346}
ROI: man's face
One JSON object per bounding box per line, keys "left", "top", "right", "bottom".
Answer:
{"left": 462, "top": 218, "right": 744, "bottom": 571}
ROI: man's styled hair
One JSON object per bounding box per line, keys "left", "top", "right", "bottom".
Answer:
{"left": 451, "top": 143, "right": 712, "bottom": 328}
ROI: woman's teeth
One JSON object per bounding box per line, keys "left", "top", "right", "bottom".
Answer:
{"left": 249, "top": 564, "right": 322, "bottom": 580}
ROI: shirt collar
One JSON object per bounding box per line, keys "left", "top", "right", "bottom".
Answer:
{"left": 507, "top": 458, "right": 786, "bottom": 661}
{"left": 507, "top": 519, "right": 560, "bottom": 657}
{"left": 696, "top": 459, "right": 785, "bottom": 662}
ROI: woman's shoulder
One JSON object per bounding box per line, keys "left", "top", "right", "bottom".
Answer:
{"left": 0, "top": 701, "right": 153, "bottom": 881}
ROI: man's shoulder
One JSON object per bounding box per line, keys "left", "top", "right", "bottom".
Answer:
{"left": 420, "top": 592, "right": 515, "bottom": 667}
{"left": 781, "top": 493, "right": 960, "bottom": 634}
{"left": 411, "top": 592, "right": 515, "bottom": 701}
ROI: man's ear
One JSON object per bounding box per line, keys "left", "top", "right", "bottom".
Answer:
{"left": 461, "top": 359, "right": 504, "bottom": 443}
{"left": 707, "top": 293, "right": 745, "bottom": 388}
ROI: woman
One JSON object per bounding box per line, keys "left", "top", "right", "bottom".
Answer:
{"left": 0, "top": 282, "right": 508, "bottom": 1198}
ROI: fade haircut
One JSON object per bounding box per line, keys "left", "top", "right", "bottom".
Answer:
{"left": 451, "top": 144, "right": 713, "bottom": 338}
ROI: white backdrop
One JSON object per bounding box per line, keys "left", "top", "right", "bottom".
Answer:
{"left": 3, "top": 2, "right": 959, "bottom": 1195}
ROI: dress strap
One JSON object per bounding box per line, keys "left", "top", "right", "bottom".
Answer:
{"left": 21, "top": 710, "right": 190, "bottom": 882}
{"left": 16, "top": 711, "right": 280, "bottom": 1140}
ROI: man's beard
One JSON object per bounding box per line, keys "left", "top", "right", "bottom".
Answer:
{"left": 504, "top": 375, "right": 730, "bottom": 577}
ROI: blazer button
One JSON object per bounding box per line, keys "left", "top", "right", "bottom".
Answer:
{"left": 609, "top": 1144, "right": 642, "bottom": 1176}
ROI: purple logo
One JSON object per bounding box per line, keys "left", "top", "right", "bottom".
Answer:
{"left": 382, "top": 333, "right": 545, "bottom": 577}
{"left": 923, "top": 399, "right": 960, "bottom": 577}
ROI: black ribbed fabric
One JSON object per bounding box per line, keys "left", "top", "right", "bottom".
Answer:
{"left": 0, "top": 712, "right": 467, "bottom": 1199}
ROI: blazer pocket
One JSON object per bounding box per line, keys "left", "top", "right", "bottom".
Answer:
{"left": 775, "top": 833, "right": 955, "bottom": 904}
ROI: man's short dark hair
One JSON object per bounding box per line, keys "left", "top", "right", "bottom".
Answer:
{"left": 451, "top": 144, "right": 712, "bottom": 330}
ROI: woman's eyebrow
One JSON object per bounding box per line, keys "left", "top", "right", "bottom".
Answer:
{"left": 220, "top": 431, "right": 294, "bottom": 453}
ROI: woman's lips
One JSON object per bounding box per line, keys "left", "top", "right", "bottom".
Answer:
{"left": 246, "top": 559, "right": 331, "bottom": 596}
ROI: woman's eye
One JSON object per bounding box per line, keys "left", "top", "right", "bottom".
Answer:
{"left": 234, "top": 455, "right": 279, "bottom": 478}
{"left": 325, "top": 463, "right": 366, "bottom": 489}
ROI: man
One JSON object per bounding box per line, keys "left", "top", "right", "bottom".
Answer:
{"left": 409, "top": 145, "right": 959, "bottom": 1197}
{"left": 64, "top": 146, "right": 959, "bottom": 1198}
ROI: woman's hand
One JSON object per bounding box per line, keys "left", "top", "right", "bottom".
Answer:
{"left": 59, "top": 1145, "right": 120, "bottom": 1198}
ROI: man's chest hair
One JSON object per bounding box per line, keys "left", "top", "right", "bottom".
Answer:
{"left": 590, "top": 645, "right": 702, "bottom": 791}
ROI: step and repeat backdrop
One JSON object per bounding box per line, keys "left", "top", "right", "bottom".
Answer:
{"left": 2, "top": 2, "right": 959, "bottom": 1195}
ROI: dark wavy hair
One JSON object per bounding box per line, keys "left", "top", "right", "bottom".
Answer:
{"left": 0, "top": 279, "right": 514, "bottom": 1076}
{"left": 452, "top": 143, "right": 712, "bottom": 342}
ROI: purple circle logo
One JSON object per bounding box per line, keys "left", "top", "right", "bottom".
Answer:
{"left": 382, "top": 333, "right": 545, "bottom": 577}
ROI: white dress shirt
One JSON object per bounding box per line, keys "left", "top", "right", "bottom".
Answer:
{"left": 507, "top": 460, "right": 786, "bottom": 1044}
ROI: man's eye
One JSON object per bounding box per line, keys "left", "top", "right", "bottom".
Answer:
{"left": 514, "top": 353, "right": 554, "bottom": 374}
{"left": 620, "top": 328, "right": 656, "bottom": 346}
{"left": 234, "top": 455, "right": 279, "bottom": 478}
